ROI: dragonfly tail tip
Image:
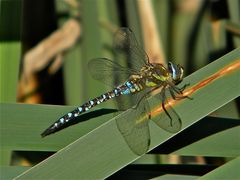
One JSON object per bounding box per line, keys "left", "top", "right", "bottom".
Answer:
{"left": 41, "top": 126, "right": 56, "bottom": 137}
{"left": 40, "top": 130, "right": 50, "bottom": 138}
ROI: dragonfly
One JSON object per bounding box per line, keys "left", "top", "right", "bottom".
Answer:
{"left": 41, "top": 28, "right": 189, "bottom": 155}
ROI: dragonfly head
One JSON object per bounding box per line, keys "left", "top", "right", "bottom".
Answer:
{"left": 168, "top": 62, "right": 184, "bottom": 84}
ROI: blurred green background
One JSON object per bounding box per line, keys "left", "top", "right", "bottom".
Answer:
{"left": 0, "top": 0, "right": 239, "bottom": 179}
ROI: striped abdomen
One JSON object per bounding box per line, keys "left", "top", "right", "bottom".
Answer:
{"left": 41, "top": 81, "right": 142, "bottom": 137}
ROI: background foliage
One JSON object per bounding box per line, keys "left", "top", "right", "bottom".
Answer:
{"left": 0, "top": 0, "right": 239, "bottom": 179}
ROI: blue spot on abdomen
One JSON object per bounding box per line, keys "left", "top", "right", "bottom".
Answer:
{"left": 125, "top": 81, "right": 134, "bottom": 88}
{"left": 121, "top": 89, "right": 131, "bottom": 95}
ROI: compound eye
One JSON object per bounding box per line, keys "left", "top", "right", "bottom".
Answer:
{"left": 168, "top": 62, "right": 174, "bottom": 73}
{"left": 179, "top": 66, "right": 184, "bottom": 79}
{"left": 168, "top": 62, "right": 177, "bottom": 80}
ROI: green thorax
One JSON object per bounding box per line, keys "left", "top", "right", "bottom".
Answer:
{"left": 129, "top": 63, "right": 170, "bottom": 89}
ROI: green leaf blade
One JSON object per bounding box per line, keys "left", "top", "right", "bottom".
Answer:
{"left": 13, "top": 48, "right": 240, "bottom": 179}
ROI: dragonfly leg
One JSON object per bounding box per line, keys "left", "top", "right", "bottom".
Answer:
{"left": 179, "top": 83, "right": 190, "bottom": 91}
{"left": 171, "top": 84, "right": 183, "bottom": 94}
{"left": 178, "top": 83, "right": 193, "bottom": 99}
{"left": 132, "top": 86, "right": 160, "bottom": 119}
{"left": 169, "top": 83, "right": 193, "bottom": 100}
{"left": 170, "top": 88, "right": 178, "bottom": 100}
{"left": 170, "top": 88, "right": 187, "bottom": 100}
{"left": 161, "top": 87, "right": 173, "bottom": 126}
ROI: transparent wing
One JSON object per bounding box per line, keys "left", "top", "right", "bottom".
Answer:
{"left": 113, "top": 27, "right": 149, "bottom": 71}
{"left": 153, "top": 88, "right": 182, "bottom": 133}
{"left": 89, "top": 28, "right": 152, "bottom": 154}
{"left": 88, "top": 58, "right": 137, "bottom": 86}
{"left": 88, "top": 28, "right": 149, "bottom": 87}
{"left": 116, "top": 96, "right": 151, "bottom": 155}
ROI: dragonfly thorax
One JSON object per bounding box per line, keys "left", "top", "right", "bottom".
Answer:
{"left": 134, "top": 62, "right": 184, "bottom": 88}
{"left": 128, "top": 64, "right": 170, "bottom": 89}
{"left": 147, "top": 63, "right": 170, "bottom": 81}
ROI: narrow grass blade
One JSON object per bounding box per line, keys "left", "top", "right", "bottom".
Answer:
{"left": 14, "top": 48, "right": 240, "bottom": 179}
{"left": 199, "top": 156, "right": 240, "bottom": 179}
